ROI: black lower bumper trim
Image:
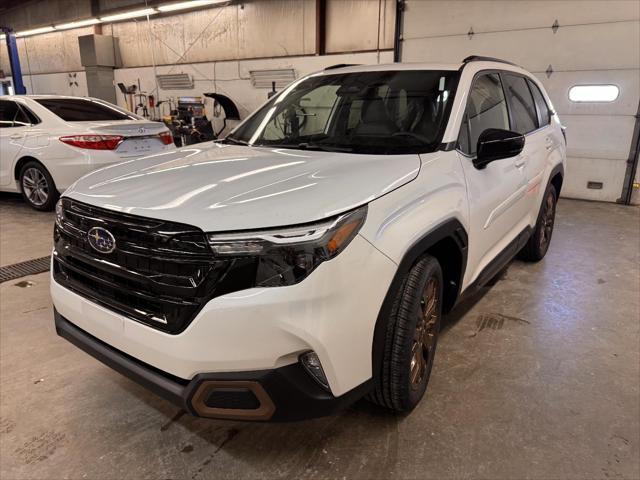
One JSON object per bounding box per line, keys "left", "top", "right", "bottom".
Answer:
{"left": 54, "top": 310, "right": 372, "bottom": 421}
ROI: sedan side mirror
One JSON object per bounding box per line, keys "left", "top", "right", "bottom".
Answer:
{"left": 474, "top": 128, "right": 525, "bottom": 169}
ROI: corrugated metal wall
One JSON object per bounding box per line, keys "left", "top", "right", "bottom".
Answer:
{"left": 401, "top": 0, "right": 640, "bottom": 203}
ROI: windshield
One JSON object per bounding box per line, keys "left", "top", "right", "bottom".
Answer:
{"left": 226, "top": 70, "right": 459, "bottom": 155}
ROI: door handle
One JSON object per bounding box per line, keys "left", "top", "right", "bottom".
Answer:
{"left": 10, "top": 133, "right": 23, "bottom": 140}
{"left": 514, "top": 157, "right": 526, "bottom": 169}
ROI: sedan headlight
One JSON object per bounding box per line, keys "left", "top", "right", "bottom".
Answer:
{"left": 207, "top": 206, "right": 367, "bottom": 287}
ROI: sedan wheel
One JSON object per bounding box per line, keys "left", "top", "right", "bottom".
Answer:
{"left": 22, "top": 167, "right": 49, "bottom": 207}
{"left": 19, "top": 161, "right": 58, "bottom": 211}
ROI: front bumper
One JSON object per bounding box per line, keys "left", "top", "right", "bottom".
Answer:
{"left": 51, "top": 234, "right": 397, "bottom": 397}
{"left": 55, "top": 310, "right": 371, "bottom": 421}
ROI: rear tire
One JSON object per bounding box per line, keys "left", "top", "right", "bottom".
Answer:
{"left": 519, "top": 184, "right": 557, "bottom": 262}
{"left": 368, "top": 255, "right": 443, "bottom": 413}
{"left": 19, "top": 161, "right": 58, "bottom": 211}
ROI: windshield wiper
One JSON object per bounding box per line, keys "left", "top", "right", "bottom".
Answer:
{"left": 218, "top": 136, "right": 250, "bottom": 146}
{"left": 295, "top": 142, "right": 353, "bottom": 153}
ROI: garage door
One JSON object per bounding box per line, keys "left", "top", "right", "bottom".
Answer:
{"left": 399, "top": 0, "right": 640, "bottom": 204}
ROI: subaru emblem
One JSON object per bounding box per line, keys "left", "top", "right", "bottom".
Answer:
{"left": 87, "top": 227, "right": 116, "bottom": 254}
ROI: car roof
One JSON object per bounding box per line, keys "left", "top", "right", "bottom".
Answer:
{"left": 312, "top": 60, "right": 531, "bottom": 78}
{"left": 1, "top": 95, "right": 93, "bottom": 100}
{"left": 317, "top": 62, "right": 463, "bottom": 75}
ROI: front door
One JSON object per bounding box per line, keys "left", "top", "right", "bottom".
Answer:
{"left": 457, "top": 73, "right": 529, "bottom": 288}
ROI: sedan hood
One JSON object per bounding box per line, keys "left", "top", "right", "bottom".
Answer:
{"left": 64, "top": 143, "right": 420, "bottom": 232}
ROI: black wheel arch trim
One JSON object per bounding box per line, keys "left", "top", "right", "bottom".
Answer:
{"left": 549, "top": 162, "right": 564, "bottom": 196}
{"left": 371, "top": 218, "right": 468, "bottom": 381}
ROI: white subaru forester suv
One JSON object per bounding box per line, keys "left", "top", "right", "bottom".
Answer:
{"left": 52, "top": 56, "right": 566, "bottom": 421}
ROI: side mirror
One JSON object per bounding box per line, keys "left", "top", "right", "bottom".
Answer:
{"left": 474, "top": 128, "right": 525, "bottom": 169}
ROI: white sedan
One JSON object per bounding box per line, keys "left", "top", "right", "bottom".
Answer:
{"left": 0, "top": 95, "right": 175, "bottom": 210}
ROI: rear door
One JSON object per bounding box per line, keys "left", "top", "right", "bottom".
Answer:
{"left": 457, "top": 72, "right": 529, "bottom": 286}
{"left": 501, "top": 73, "right": 549, "bottom": 223}
{"left": 0, "top": 100, "right": 30, "bottom": 186}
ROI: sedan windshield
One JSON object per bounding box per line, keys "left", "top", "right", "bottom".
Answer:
{"left": 225, "top": 70, "right": 459, "bottom": 155}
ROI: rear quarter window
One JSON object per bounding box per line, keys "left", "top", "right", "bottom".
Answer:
{"left": 527, "top": 79, "right": 551, "bottom": 127}
{"left": 35, "top": 98, "right": 137, "bottom": 121}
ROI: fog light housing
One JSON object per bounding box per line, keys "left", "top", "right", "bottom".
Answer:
{"left": 300, "top": 351, "right": 329, "bottom": 390}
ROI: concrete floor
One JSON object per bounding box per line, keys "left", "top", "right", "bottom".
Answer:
{"left": 0, "top": 193, "right": 639, "bottom": 480}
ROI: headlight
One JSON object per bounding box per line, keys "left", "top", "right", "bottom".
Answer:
{"left": 207, "top": 206, "right": 367, "bottom": 287}
{"left": 55, "top": 199, "right": 64, "bottom": 227}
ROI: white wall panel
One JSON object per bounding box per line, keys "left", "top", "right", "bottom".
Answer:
{"left": 563, "top": 157, "right": 628, "bottom": 202}
{"left": 22, "top": 71, "right": 88, "bottom": 97}
{"left": 402, "top": 21, "right": 640, "bottom": 71}
{"left": 403, "top": 0, "right": 639, "bottom": 39}
{"left": 1, "top": 27, "right": 94, "bottom": 75}
{"left": 562, "top": 116, "right": 636, "bottom": 160}
{"left": 402, "top": 0, "right": 640, "bottom": 203}
{"left": 237, "top": 0, "right": 316, "bottom": 58}
{"left": 325, "top": 0, "right": 395, "bottom": 53}
{"left": 537, "top": 70, "right": 640, "bottom": 117}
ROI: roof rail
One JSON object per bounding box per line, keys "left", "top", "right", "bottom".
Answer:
{"left": 462, "top": 55, "right": 519, "bottom": 67}
{"left": 324, "top": 63, "right": 359, "bottom": 70}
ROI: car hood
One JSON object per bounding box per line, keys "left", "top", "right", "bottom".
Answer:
{"left": 63, "top": 143, "right": 420, "bottom": 232}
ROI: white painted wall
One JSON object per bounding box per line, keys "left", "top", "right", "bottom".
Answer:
{"left": 401, "top": 0, "right": 640, "bottom": 203}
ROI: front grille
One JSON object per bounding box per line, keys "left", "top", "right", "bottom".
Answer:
{"left": 53, "top": 198, "right": 255, "bottom": 334}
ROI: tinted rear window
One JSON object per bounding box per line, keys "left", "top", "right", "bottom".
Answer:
{"left": 527, "top": 79, "right": 551, "bottom": 127}
{"left": 35, "top": 98, "right": 137, "bottom": 121}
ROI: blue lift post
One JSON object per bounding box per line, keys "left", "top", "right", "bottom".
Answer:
{"left": 1, "top": 27, "right": 27, "bottom": 94}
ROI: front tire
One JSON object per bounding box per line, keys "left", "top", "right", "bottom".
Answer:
{"left": 520, "top": 184, "right": 557, "bottom": 262}
{"left": 368, "top": 255, "right": 443, "bottom": 413}
{"left": 19, "top": 161, "right": 59, "bottom": 211}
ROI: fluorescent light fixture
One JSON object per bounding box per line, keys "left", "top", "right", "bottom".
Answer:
{"left": 16, "top": 26, "right": 55, "bottom": 37}
{"left": 100, "top": 8, "right": 157, "bottom": 22}
{"left": 55, "top": 18, "right": 101, "bottom": 30}
{"left": 157, "top": 0, "right": 225, "bottom": 12}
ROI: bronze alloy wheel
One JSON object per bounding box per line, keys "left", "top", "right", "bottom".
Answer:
{"left": 539, "top": 191, "right": 556, "bottom": 250}
{"left": 409, "top": 276, "right": 440, "bottom": 389}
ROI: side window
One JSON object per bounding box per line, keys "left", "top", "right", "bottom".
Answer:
{"left": 527, "top": 79, "right": 551, "bottom": 127}
{"left": 458, "top": 73, "right": 510, "bottom": 155}
{"left": 0, "top": 100, "right": 20, "bottom": 128}
{"left": 13, "top": 106, "right": 32, "bottom": 126}
{"left": 19, "top": 104, "right": 41, "bottom": 125}
{"left": 503, "top": 74, "right": 538, "bottom": 134}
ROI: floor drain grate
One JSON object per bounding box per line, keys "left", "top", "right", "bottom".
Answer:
{"left": 0, "top": 256, "right": 51, "bottom": 283}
